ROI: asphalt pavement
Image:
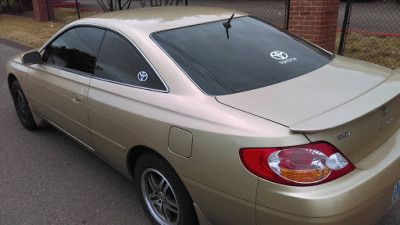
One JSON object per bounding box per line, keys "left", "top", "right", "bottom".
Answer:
{"left": 1, "top": 39, "right": 400, "bottom": 225}
{"left": 0, "top": 38, "right": 151, "bottom": 225}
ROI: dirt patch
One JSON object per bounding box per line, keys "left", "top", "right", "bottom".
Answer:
{"left": 0, "top": 8, "right": 99, "bottom": 48}
{"left": 335, "top": 32, "right": 400, "bottom": 69}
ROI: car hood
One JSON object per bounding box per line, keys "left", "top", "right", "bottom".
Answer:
{"left": 216, "top": 55, "right": 395, "bottom": 128}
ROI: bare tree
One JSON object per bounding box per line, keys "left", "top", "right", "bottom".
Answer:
{"left": 96, "top": 0, "right": 184, "bottom": 12}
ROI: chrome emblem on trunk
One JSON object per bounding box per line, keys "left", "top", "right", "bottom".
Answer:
{"left": 380, "top": 106, "right": 389, "bottom": 115}
{"left": 379, "top": 116, "right": 395, "bottom": 130}
{"left": 337, "top": 131, "right": 352, "bottom": 140}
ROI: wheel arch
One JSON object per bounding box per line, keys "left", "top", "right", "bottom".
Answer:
{"left": 7, "top": 73, "right": 17, "bottom": 93}
{"left": 7, "top": 74, "right": 46, "bottom": 128}
{"left": 126, "top": 145, "right": 166, "bottom": 181}
{"left": 128, "top": 145, "right": 200, "bottom": 225}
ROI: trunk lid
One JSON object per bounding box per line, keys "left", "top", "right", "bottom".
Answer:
{"left": 291, "top": 70, "right": 400, "bottom": 163}
{"left": 216, "top": 56, "right": 400, "bottom": 162}
{"left": 216, "top": 56, "right": 393, "bottom": 127}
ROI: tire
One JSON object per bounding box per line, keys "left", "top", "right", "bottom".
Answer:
{"left": 11, "top": 80, "right": 37, "bottom": 130}
{"left": 135, "top": 152, "right": 198, "bottom": 225}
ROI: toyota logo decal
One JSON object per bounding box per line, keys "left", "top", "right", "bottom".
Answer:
{"left": 137, "top": 71, "right": 148, "bottom": 82}
{"left": 270, "top": 51, "right": 289, "bottom": 60}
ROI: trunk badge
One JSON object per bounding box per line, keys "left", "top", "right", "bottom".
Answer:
{"left": 379, "top": 116, "right": 395, "bottom": 130}
{"left": 380, "top": 106, "right": 389, "bottom": 115}
{"left": 337, "top": 131, "right": 351, "bottom": 140}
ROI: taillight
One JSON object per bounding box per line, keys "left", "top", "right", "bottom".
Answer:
{"left": 239, "top": 142, "right": 355, "bottom": 186}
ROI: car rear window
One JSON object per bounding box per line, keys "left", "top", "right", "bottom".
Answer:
{"left": 151, "top": 16, "right": 333, "bottom": 95}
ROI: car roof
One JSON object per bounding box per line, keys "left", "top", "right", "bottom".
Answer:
{"left": 72, "top": 7, "right": 247, "bottom": 37}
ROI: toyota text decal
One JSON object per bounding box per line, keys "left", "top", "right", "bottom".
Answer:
{"left": 270, "top": 51, "right": 298, "bottom": 65}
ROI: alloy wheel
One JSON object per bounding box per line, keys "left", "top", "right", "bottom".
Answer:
{"left": 141, "top": 168, "right": 180, "bottom": 225}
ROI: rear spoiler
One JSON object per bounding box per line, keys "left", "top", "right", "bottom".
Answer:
{"left": 290, "top": 69, "right": 400, "bottom": 132}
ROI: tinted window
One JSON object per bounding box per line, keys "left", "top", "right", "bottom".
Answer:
{"left": 152, "top": 17, "right": 333, "bottom": 95}
{"left": 94, "top": 31, "right": 166, "bottom": 91}
{"left": 43, "top": 27, "right": 105, "bottom": 74}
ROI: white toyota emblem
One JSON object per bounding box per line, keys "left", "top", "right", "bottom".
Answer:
{"left": 137, "top": 71, "right": 148, "bottom": 82}
{"left": 270, "top": 51, "right": 289, "bottom": 60}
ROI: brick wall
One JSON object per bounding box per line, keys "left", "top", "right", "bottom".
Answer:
{"left": 288, "top": 0, "right": 339, "bottom": 52}
{"left": 32, "top": 0, "right": 55, "bottom": 22}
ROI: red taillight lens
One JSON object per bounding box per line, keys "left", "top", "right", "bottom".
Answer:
{"left": 239, "top": 142, "right": 355, "bottom": 186}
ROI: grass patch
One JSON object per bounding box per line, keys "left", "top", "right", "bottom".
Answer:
{"left": 0, "top": 8, "right": 99, "bottom": 48}
{"left": 335, "top": 31, "right": 400, "bottom": 69}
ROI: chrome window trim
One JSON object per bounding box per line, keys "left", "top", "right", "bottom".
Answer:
{"left": 40, "top": 24, "right": 169, "bottom": 93}
{"left": 92, "top": 76, "right": 169, "bottom": 93}
{"left": 41, "top": 63, "right": 93, "bottom": 78}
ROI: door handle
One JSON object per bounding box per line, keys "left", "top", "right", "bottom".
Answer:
{"left": 72, "top": 97, "right": 84, "bottom": 104}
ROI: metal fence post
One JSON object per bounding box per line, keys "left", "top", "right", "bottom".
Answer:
{"left": 75, "top": 0, "right": 81, "bottom": 19}
{"left": 45, "top": 0, "right": 51, "bottom": 20}
{"left": 338, "top": 0, "right": 352, "bottom": 55}
{"left": 284, "top": 0, "right": 290, "bottom": 30}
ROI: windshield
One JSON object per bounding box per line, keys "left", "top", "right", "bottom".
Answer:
{"left": 152, "top": 16, "right": 333, "bottom": 95}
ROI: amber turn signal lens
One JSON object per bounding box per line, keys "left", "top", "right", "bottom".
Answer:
{"left": 279, "top": 168, "right": 330, "bottom": 183}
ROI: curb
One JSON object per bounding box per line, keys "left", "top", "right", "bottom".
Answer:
{"left": 0, "top": 38, "right": 33, "bottom": 51}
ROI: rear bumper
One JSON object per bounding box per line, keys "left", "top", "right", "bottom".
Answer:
{"left": 256, "top": 185, "right": 396, "bottom": 225}
{"left": 256, "top": 127, "right": 400, "bottom": 225}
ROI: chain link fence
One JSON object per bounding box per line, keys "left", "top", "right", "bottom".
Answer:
{"left": 72, "top": 0, "right": 185, "bottom": 12}
{"left": 0, "top": 0, "right": 9, "bottom": 12}
{"left": 0, "top": 0, "right": 32, "bottom": 13}
{"left": 49, "top": 0, "right": 287, "bottom": 27}
{"left": 338, "top": 0, "right": 400, "bottom": 69}
{"left": 187, "top": 0, "right": 288, "bottom": 27}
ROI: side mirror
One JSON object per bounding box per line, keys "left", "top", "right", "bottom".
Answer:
{"left": 22, "top": 51, "right": 42, "bottom": 65}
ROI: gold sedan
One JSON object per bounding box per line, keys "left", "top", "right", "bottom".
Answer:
{"left": 5, "top": 6, "right": 400, "bottom": 225}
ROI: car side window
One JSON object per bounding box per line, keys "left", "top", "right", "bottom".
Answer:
{"left": 42, "top": 27, "right": 105, "bottom": 74}
{"left": 94, "top": 31, "right": 166, "bottom": 91}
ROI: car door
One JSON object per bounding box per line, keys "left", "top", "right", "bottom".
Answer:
{"left": 88, "top": 30, "right": 168, "bottom": 171}
{"left": 27, "top": 26, "right": 105, "bottom": 149}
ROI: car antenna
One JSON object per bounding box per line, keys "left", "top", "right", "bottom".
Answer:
{"left": 223, "top": 13, "right": 235, "bottom": 39}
